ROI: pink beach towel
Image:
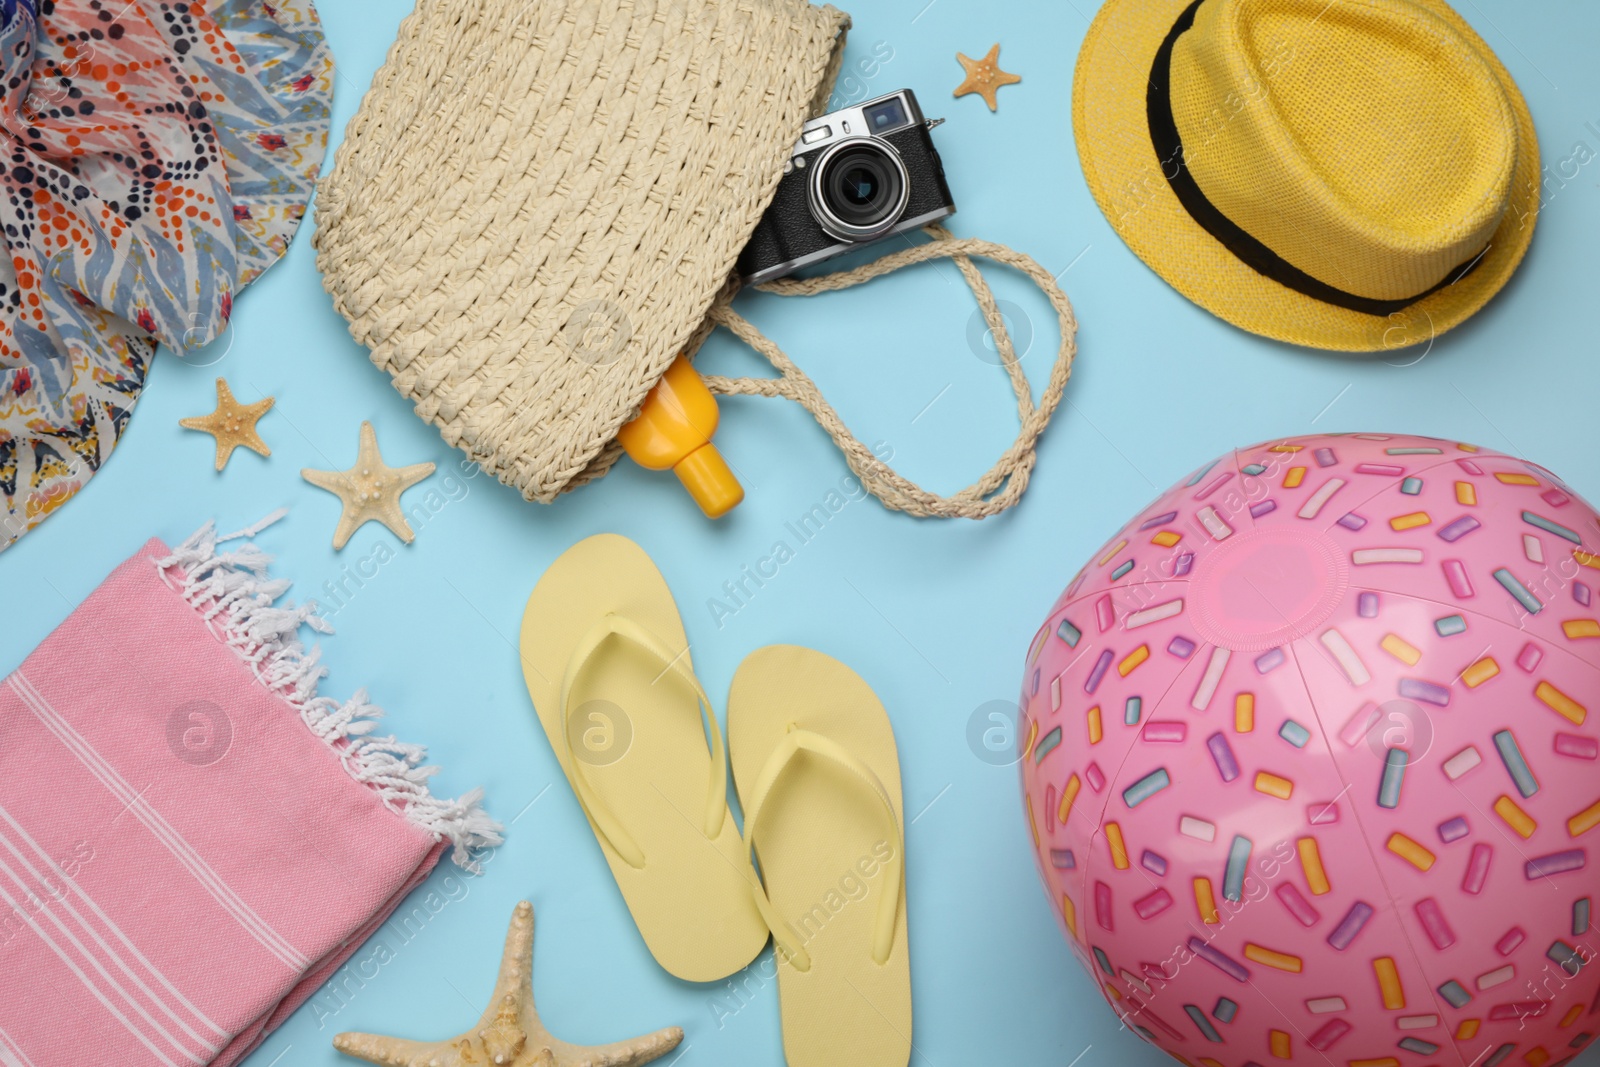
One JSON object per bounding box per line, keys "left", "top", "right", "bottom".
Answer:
{"left": 0, "top": 516, "right": 500, "bottom": 1066}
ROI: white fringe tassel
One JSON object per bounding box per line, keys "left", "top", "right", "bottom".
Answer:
{"left": 153, "top": 513, "right": 503, "bottom": 871}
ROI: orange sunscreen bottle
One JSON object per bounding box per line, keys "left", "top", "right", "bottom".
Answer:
{"left": 617, "top": 356, "right": 744, "bottom": 518}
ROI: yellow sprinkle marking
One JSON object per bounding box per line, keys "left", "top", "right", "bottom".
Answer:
{"left": 1269, "top": 444, "right": 1305, "bottom": 453}
{"left": 1087, "top": 706, "right": 1103, "bottom": 745}
{"left": 1298, "top": 837, "right": 1331, "bottom": 895}
{"left": 1390, "top": 512, "right": 1431, "bottom": 531}
{"left": 1461, "top": 657, "right": 1501, "bottom": 688}
{"left": 1024, "top": 718, "right": 1038, "bottom": 760}
{"left": 1560, "top": 1004, "right": 1584, "bottom": 1029}
{"left": 1374, "top": 956, "right": 1407, "bottom": 1009}
{"left": 1456, "top": 481, "right": 1478, "bottom": 506}
{"left": 1235, "top": 692, "right": 1255, "bottom": 733}
{"left": 1097, "top": 539, "right": 1129, "bottom": 566}
{"left": 1386, "top": 832, "right": 1436, "bottom": 871}
{"left": 1255, "top": 771, "right": 1293, "bottom": 800}
{"left": 1381, "top": 634, "right": 1423, "bottom": 666}
{"left": 1526, "top": 1048, "right": 1552, "bottom": 1067}
{"left": 1537, "top": 681, "right": 1587, "bottom": 725}
{"left": 1061, "top": 892, "right": 1077, "bottom": 939}
{"left": 1456, "top": 1019, "right": 1480, "bottom": 1040}
{"left": 1269, "top": 1029, "right": 1291, "bottom": 1059}
{"left": 1568, "top": 798, "right": 1600, "bottom": 838}
{"left": 1058, "top": 774, "right": 1081, "bottom": 824}
{"left": 1496, "top": 472, "right": 1540, "bottom": 486}
{"left": 1151, "top": 530, "right": 1182, "bottom": 548}
{"left": 1577, "top": 550, "right": 1600, "bottom": 571}
{"left": 1458, "top": 442, "right": 1480, "bottom": 452}
{"left": 1563, "top": 619, "right": 1600, "bottom": 640}
{"left": 1194, "top": 877, "right": 1220, "bottom": 924}
{"left": 1284, "top": 466, "right": 1307, "bottom": 488}
{"left": 1118, "top": 645, "right": 1150, "bottom": 677}
{"left": 1494, "top": 795, "right": 1537, "bottom": 839}
{"left": 1027, "top": 800, "right": 1040, "bottom": 849}
{"left": 1244, "top": 944, "right": 1304, "bottom": 973}
{"left": 1105, "top": 821, "right": 1130, "bottom": 870}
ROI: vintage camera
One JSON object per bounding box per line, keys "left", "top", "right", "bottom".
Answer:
{"left": 737, "top": 90, "right": 956, "bottom": 286}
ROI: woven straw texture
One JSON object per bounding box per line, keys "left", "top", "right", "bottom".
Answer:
{"left": 1074, "top": 0, "right": 1540, "bottom": 352}
{"left": 315, "top": 0, "right": 850, "bottom": 502}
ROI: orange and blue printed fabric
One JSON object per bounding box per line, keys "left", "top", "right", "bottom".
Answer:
{"left": 0, "top": 0, "right": 332, "bottom": 553}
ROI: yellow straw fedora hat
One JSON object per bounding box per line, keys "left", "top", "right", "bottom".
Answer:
{"left": 1073, "top": 0, "right": 1540, "bottom": 352}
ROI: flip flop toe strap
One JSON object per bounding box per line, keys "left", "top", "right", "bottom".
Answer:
{"left": 559, "top": 613, "right": 728, "bottom": 869}
{"left": 742, "top": 727, "right": 905, "bottom": 973}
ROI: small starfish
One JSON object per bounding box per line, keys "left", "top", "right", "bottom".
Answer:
{"left": 179, "top": 377, "right": 274, "bottom": 470}
{"left": 333, "top": 902, "right": 683, "bottom": 1067}
{"left": 954, "top": 44, "right": 1022, "bottom": 111}
{"left": 301, "top": 421, "right": 435, "bottom": 550}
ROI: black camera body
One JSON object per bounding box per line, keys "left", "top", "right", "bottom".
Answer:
{"left": 737, "top": 90, "right": 956, "bottom": 286}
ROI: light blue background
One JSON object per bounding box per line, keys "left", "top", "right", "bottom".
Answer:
{"left": 4, "top": 1, "right": 1598, "bottom": 1065}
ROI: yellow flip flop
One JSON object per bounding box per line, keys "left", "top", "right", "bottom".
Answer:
{"left": 519, "top": 534, "right": 768, "bottom": 983}
{"left": 728, "top": 645, "right": 911, "bottom": 1067}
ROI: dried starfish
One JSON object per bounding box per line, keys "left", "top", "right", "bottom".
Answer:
{"left": 179, "top": 377, "right": 274, "bottom": 470}
{"left": 954, "top": 44, "right": 1022, "bottom": 111}
{"left": 333, "top": 902, "right": 683, "bottom": 1067}
{"left": 301, "top": 421, "right": 435, "bottom": 550}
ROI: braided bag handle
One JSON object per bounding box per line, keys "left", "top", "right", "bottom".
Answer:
{"left": 702, "top": 225, "right": 1078, "bottom": 519}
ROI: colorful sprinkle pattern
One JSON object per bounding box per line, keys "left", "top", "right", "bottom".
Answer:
{"left": 1020, "top": 435, "right": 1600, "bottom": 1066}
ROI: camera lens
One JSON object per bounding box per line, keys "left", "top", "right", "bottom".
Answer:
{"left": 809, "top": 139, "right": 910, "bottom": 243}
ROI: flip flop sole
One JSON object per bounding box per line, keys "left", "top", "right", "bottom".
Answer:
{"left": 729, "top": 645, "right": 912, "bottom": 1067}
{"left": 520, "top": 534, "right": 768, "bottom": 982}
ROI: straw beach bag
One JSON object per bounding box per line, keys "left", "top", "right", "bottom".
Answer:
{"left": 315, "top": 0, "right": 1078, "bottom": 519}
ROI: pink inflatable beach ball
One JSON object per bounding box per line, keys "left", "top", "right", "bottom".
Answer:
{"left": 1019, "top": 433, "right": 1600, "bottom": 1066}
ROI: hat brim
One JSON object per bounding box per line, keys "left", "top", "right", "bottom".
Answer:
{"left": 1073, "top": 0, "right": 1540, "bottom": 353}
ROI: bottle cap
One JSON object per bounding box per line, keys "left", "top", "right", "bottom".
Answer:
{"left": 674, "top": 444, "right": 745, "bottom": 519}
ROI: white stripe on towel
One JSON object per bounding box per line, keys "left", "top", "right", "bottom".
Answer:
{"left": 0, "top": 801, "right": 228, "bottom": 1050}
{"left": 6, "top": 672, "right": 307, "bottom": 972}
{"left": 0, "top": 1025, "right": 37, "bottom": 1067}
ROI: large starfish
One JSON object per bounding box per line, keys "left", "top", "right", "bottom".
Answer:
{"left": 334, "top": 902, "right": 683, "bottom": 1067}
{"left": 179, "top": 377, "right": 274, "bottom": 470}
{"left": 301, "top": 421, "right": 435, "bottom": 550}
{"left": 954, "top": 44, "right": 1022, "bottom": 112}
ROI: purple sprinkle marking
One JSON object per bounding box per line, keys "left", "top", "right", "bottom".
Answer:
{"left": 1358, "top": 592, "right": 1380, "bottom": 618}
{"left": 1326, "top": 901, "right": 1375, "bottom": 950}
{"left": 1255, "top": 648, "right": 1286, "bottom": 674}
{"left": 1085, "top": 650, "right": 1114, "bottom": 694}
{"left": 1140, "top": 511, "right": 1180, "bottom": 531}
{"left": 1141, "top": 849, "right": 1169, "bottom": 876}
{"left": 1206, "top": 732, "right": 1241, "bottom": 783}
{"left": 1556, "top": 733, "right": 1600, "bottom": 760}
{"left": 1415, "top": 898, "right": 1456, "bottom": 949}
{"left": 1578, "top": 583, "right": 1593, "bottom": 608}
{"left": 1356, "top": 463, "right": 1405, "bottom": 477}
{"left": 1188, "top": 937, "right": 1250, "bottom": 982}
{"left": 1168, "top": 636, "right": 1197, "bottom": 659}
{"left": 1337, "top": 512, "right": 1369, "bottom": 531}
{"left": 1398, "top": 678, "right": 1451, "bottom": 706}
{"left": 1464, "top": 843, "right": 1493, "bottom": 894}
{"left": 1438, "top": 816, "right": 1471, "bottom": 843}
{"left": 1315, "top": 447, "right": 1338, "bottom": 468}
{"left": 1250, "top": 500, "right": 1278, "bottom": 518}
{"left": 1438, "top": 516, "right": 1482, "bottom": 543}
{"left": 1172, "top": 552, "right": 1195, "bottom": 578}
{"left": 1030, "top": 668, "right": 1040, "bottom": 695}
{"left": 1527, "top": 850, "right": 1588, "bottom": 880}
